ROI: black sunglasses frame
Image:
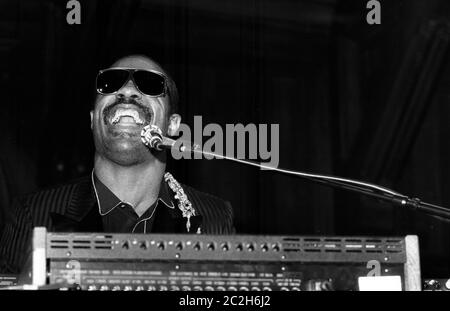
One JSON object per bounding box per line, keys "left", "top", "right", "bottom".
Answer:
{"left": 96, "top": 67, "right": 168, "bottom": 97}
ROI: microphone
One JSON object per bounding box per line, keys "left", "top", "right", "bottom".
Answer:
{"left": 140, "top": 124, "right": 450, "bottom": 221}
{"left": 141, "top": 125, "right": 176, "bottom": 151}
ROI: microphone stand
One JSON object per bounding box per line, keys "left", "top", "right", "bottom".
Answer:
{"left": 167, "top": 139, "right": 450, "bottom": 222}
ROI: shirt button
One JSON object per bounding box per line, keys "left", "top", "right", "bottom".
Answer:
{"left": 120, "top": 203, "right": 127, "bottom": 208}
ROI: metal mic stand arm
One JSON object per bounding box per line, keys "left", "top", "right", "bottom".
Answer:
{"left": 176, "top": 142, "right": 450, "bottom": 221}
{"left": 303, "top": 176, "right": 450, "bottom": 221}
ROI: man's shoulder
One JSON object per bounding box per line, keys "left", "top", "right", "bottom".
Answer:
{"left": 18, "top": 176, "right": 92, "bottom": 212}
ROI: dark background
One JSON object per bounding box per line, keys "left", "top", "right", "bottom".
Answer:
{"left": 0, "top": 0, "right": 449, "bottom": 278}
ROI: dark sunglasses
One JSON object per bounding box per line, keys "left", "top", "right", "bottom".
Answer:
{"left": 96, "top": 68, "right": 167, "bottom": 97}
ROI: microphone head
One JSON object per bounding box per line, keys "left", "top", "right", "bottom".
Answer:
{"left": 141, "top": 125, "right": 163, "bottom": 150}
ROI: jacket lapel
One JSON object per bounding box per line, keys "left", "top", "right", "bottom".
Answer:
{"left": 49, "top": 174, "right": 203, "bottom": 234}
{"left": 150, "top": 201, "right": 203, "bottom": 234}
{"left": 50, "top": 177, "right": 103, "bottom": 232}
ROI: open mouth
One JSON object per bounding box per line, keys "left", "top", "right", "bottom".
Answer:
{"left": 111, "top": 108, "right": 145, "bottom": 125}
{"left": 104, "top": 104, "right": 152, "bottom": 127}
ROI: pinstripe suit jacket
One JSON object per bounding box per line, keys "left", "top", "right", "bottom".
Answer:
{"left": 0, "top": 175, "right": 235, "bottom": 274}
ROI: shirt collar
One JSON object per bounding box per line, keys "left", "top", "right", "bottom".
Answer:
{"left": 91, "top": 170, "right": 175, "bottom": 215}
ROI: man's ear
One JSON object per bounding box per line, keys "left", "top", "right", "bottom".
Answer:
{"left": 167, "top": 114, "right": 181, "bottom": 136}
{"left": 90, "top": 111, "right": 94, "bottom": 130}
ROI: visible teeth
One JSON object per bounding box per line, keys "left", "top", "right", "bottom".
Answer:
{"left": 111, "top": 109, "right": 144, "bottom": 125}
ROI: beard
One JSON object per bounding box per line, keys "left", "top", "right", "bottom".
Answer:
{"left": 93, "top": 131, "right": 152, "bottom": 166}
{"left": 92, "top": 96, "right": 156, "bottom": 166}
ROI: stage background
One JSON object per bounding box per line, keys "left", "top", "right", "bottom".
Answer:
{"left": 0, "top": 0, "right": 449, "bottom": 277}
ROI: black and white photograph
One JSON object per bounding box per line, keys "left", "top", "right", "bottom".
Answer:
{"left": 0, "top": 0, "right": 449, "bottom": 294}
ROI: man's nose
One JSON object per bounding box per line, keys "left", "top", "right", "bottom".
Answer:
{"left": 117, "top": 78, "right": 142, "bottom": 98}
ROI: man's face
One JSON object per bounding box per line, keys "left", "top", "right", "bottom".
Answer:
{"left": 90, "top": 56, "right": 180, "bottom": 166}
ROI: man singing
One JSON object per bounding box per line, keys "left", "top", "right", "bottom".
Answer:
{"left": 0, "top": 55, "right": 235, "bottom": 274}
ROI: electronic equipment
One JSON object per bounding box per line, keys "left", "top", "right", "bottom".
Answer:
{"left": 22, "top": 227, "right": 421, "bottom": 291}
{"left": 423, "top": 279, "right": 450, "bottom": 291}
{"left": 0, "top": 275, "right": 17, "bottom": 287}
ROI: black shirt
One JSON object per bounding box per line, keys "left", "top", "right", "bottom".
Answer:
{"left": 92, "top": 174, "right": 175, "bottom": 233}
{"left": 0, "top": 174, "right": 234, "bottom": 274}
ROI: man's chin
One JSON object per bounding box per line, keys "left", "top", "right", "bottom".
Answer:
{"left": 103, "top": 139, "right": 151, "bottom": 166}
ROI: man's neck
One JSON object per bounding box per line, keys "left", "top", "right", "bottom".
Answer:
{"left": 93, "top": 155, "right": 166, "bottom": 217}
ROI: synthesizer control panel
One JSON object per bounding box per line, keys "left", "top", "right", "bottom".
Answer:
{"left": 24, "top": 227, "right": 421, "bottom": 291}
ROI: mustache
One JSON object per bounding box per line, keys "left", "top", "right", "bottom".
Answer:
{"left": 103, "top": 96, "right": 153, "bottom": 125}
